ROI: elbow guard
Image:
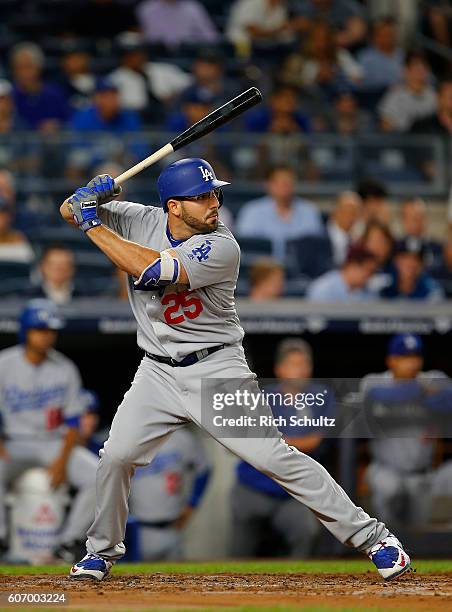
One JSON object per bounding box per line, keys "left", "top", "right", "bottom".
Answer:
{"left": 134, "top": 249, "right": 180, "bottom": 291}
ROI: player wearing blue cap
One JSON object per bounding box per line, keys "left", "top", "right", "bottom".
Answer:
{"left": 361, "top": 334, "right": 452, "bottom": 528}
{"left": 0, "top": 300, "right": 98, "bottom": 561}
{"left": 61, "top": 160, "right": 411, "bottom": 582}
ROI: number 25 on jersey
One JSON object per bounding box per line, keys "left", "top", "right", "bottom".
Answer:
{"left": 162, "top": 290, "right": 203, "bottom": 324}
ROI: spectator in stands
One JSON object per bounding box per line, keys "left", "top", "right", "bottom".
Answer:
{"left": 292, "top": 0, "right": 368, "bottom": 51}
{"left": 182, "top": 50, "right": 238, "bottom": 106}
{"left": 306, "top": 245, "right": 378, "bottom": 301}
{"left": 281, "top": 20, "right": 363, "bottom": 104}
{"left": 0, "top": 79, "right": 23, "bottom": 134}
{"left": 245, "top": 85, "right": 311, "bottom": 134}
{"left": 236, "top": 165, "right": 323, "bottom": 261}
{"left": 0, "top": 168, "right": 40, "bottom": 230}
{"left": 420, "top": 1, "right": 452, "bottom": 78}
{"left": 357, "top": 17, "right": 403, "bottom": 93}
{"left": 360, "top": 219, "right": 395, "bottom": 294}
{"left": 64, "top": 0, "right": 137, "bottom": 38}
{"left": 71, "top": 77, "right": 142, "bottom": 134}
{"left": 0, "top": 196, "right": 34, "bottom": 263}
{"left": 167, "top": 90, "right": 214, "bottom": 132}
{"left": 226, "top": 0, "right": 294, "bottom": 53}
{"left": 362, "top": 334, "right": 452, "bottom": 528}
{"left": 230, "top": 338, "right": 327, "bottom": 558}
{"left": 10, "top": 42, "right": 70, "bottom": 131}
{"left": 361, "top": 219, "right": 394, "bottom": 271}
{"left": 321, "top": 91, "right": 373, "bottom": 134}
{"left": 69, "top": 77, "right": 145, "bottom": 176}
{"left": 28, "top": 244, "right": 79, "bottom": 305}
{"left": 249, "top": 257, "right": 285, "bottom": 301}
{"left": 136, "top": 0, "right": 219, "bottom": 47}
{"left": 379, "top": 50, "right": 436, "bottom": 132}
{"left": 400, "top": 197, "right": 442, "bottom": 268}
{"left": 0, "top": 80, "right": 31, "bottom": 173}
{"left": 327, "top": 190, "right": 362, "bottom": 266}
{"left": 59, "top": 44, "right": 95, "bottom": 111}
{"left": 356, "top": 177, "right": 392, "bottom": 225}
{"left": 0, "top": 169, "right": 15, "bottom": 209}
{"left": 431, "top": 231, "right": 452, "bottom": 298}
{"left": 410, "top": 80, "right": 452, "bottom": 181}
{"left": 110, "top": 32, "right": 191, "bottom": 120}
{"left": 381, "top": 237, "right": 444, "bottom": 301}
{"left": 411, "top": 79, "right": 452, "bottom": 136}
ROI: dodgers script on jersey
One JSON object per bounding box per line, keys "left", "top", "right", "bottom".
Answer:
{"left": 0, "top": 346, "right": 83, "bottom": 440}
{"left": 98, "top": 201, "right": 244, "bottom": 360}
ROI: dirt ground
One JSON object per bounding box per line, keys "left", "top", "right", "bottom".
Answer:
{"left": 1, "top": 572, "right": 451, "bottom": 610}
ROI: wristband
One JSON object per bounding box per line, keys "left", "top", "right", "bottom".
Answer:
{"left": 80, "top": 218, "right": 102, "bottom": 233}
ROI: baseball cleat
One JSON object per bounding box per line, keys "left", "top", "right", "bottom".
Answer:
{"left": 368, "top": 534, "right": 411, "bottom": 581}
{"left": 69, "top": 553, "right": 114, "bottom": 581}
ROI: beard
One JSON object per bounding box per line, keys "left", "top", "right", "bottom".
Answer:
{"left": 180, "top": 204, "right": 218, "bottom": 234}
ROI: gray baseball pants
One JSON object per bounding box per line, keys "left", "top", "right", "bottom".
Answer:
{"left": 87, "top": 345, "right": 389, "bottom": 560}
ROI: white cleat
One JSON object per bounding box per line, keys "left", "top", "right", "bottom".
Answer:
{"left": 69, "top": 553, "right": 114, "bottom": 581}
{"left": 368, "top": 534, "right": 411, "bottom": 581}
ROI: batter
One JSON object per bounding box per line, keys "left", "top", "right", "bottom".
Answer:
{"left": 60, "top": 159, "right": 411, "bottom": 582}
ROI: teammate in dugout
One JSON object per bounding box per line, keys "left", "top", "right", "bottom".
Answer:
{"left": 60, "top": 158, "right": 411, "bottom": 582}
{"left": 362, "top": 334, "right": 452, "bottom": 529}
{"left": 129, "top": 427, "right": 210, "bottom": 560}
{"left": 0, "top": 300, "right": 98, "bottom": 561}
{"left": 76, "top": 393, "right": 211, "bottom": 561}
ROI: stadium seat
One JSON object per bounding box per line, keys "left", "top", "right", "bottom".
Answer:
{"left": 0, "top": 261, "right": 32, "bottom": 296}
{"left": 286, "top": 235, "right": 333, "bottom": 279}
{"left": 236, "top": 237, "right": 273, "bottom": 269}
{"left": 26, "top": 227, "right": 100, "bottom": 254}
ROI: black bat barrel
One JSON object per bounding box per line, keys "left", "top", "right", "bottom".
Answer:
{"left": 170, "top": 87, "right": 262, "bottom": 151}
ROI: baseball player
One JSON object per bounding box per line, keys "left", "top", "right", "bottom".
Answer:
{"left": 0, "top": 300, "right": 98, "bottom": 561}
{"left": 60, "top": 158, "right": 410, "bottom": 581}
{"left": 362, "top": 334, "right": 452, "bottom": 528}
{"left": 130, "top": 427, "right": 210, "bottom": 560}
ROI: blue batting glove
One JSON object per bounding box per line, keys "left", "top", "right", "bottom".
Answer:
{"left": 67, "top": 187, "right": 102, "bottom": 233}
{"left": 87, "top": 174, "right": 122, "bottom": 205}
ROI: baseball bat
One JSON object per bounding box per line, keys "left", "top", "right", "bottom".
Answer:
{"left": 114, "top": 87, "right": 262, "bottom": 185}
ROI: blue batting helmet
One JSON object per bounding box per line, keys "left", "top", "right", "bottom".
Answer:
{"left": 157, "top": 158, "right": 230, "bottom": 212}
{"left": 19, "top": 299, "right": 64, "bottom": 344}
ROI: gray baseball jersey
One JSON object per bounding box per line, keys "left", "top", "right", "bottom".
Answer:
{"left": 0, "top": 345, "right": 83, "bottom": 440}
{"left": 361, "top": 370, "right": 448, "bottom": 472}
{"left": 99, "top": 201, "right": 244, "bottom": 360}
{"left": 129, "top": 428, "right": 208, "bottom": 522}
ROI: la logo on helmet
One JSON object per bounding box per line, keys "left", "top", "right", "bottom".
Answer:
{"left": 199, "top": 166, "right": 214, "bottom": 182}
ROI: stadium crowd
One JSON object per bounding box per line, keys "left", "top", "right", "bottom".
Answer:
{"left": 0, "top": 0, "right": 452, "bottom": 300}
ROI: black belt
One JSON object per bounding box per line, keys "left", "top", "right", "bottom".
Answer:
{"left": 145, "top": 344, "right": 225, "bottom": 367}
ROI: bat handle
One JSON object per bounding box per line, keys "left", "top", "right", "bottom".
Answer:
{"left": 114, "top": 143, "right": 174, "bottom": 185}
